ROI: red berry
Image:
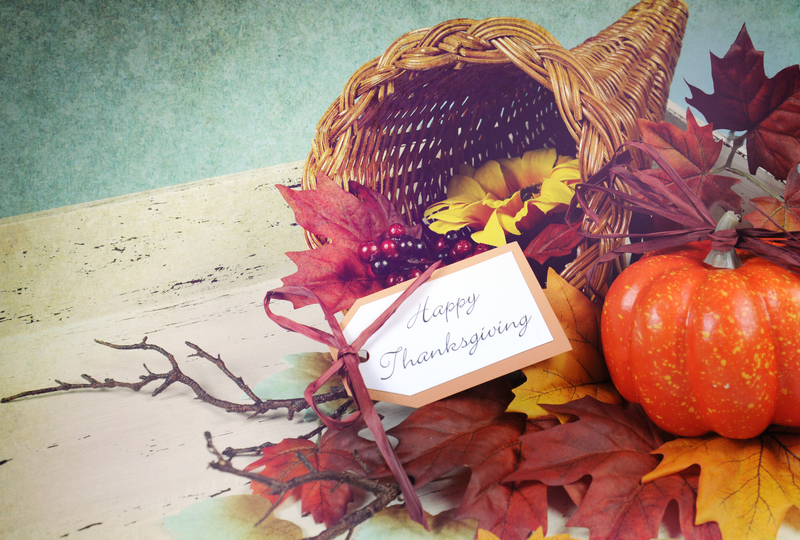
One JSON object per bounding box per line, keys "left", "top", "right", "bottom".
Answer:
{"left": 388, "top": 223, "right": 406, "bottom": 238}
{"left": 358, "top": 241, "right": 380, "bottom": 262}
{"left": 380, "top": 238, "right": 398, "bottom": 255}
{"left": 473, "top": 243, "right": 492, "bottom": 255}
{"left": 452, "top": 238, "right": 473, "bottom": 259}
{"left": 406, "top": 268, "right": 423, "bottom": 280}
{"left": 435, "top": 237, "right": 448, "bottom": 252}
{"left": 386, "top": 272, "right": 406, "bottom": 287}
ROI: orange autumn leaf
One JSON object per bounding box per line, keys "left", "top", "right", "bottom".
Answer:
{"left": 745, "top": 163, "right": 800, "bottom": 231}
{"left": 643, "top": 428, "right": 800, "bottom": 540}
{"left": 506, "top": 268, "right": 621, "bottom": 420}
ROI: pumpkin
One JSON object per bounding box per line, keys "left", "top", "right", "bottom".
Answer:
{"left": 601, "top": 240, "right": 800, "bottom": 439}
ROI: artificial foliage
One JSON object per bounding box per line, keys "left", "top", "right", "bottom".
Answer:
{"left": 4, "top": 21, "right": 800, "bottom": 540}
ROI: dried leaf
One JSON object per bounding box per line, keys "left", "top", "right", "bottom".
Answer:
{"left": 331, "top": 381, "right": 549, "bottom": 540}
{"left": 505, "top": 398, "right": 721, "bottom": 540}
{"left": 523, "top": 221, "right": 583, "bottom": 265}
{"left": 162, "top": 495, "right": 302, "bottom": 540}
{"left": 637, "top": 109, "right": 743, "bottom": 213}
{"left": 245, "top": 435, "right": 363, "bottom": 527}
{"left": 745, "top": 163, "right": 800, "bottom": 231}
{"left": 507, "top": 269, "right": 621, "bottom": 420}
{"left": 686, "top": 25, "right": 800, "bottom": 179}
{"left": 352, "top": 507, "right": 477, "bottom": 540}
{"left": 644, "top": 428, "right": 800, "bottom": 540}
{"left": 277, "top": 175, "right": 409, "bottom": 313}
{"left": 455, "top": 420, "right": 555, "bottom": 540}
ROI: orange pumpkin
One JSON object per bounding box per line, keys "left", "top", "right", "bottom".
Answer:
{"left": 601, "top": 241, "right": 800, "bottom": 439}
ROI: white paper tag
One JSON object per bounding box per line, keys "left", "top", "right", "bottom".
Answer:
{"left": 339, "top": 242, "right": 571, "bottom": 407}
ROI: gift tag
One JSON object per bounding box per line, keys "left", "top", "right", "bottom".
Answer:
{"left": 338, "top": 242, "right": 571, "bottom": 407}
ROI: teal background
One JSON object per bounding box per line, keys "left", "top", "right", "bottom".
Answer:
{"left": 2, "top": 0, "right": 798, "bottom": 219}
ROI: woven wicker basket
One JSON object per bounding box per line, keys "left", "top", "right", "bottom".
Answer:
{"left": 302, "top": 0, "right": 689, "bottom": 294}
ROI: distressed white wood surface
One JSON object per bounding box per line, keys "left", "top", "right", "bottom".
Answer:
{"left": 2, "top": 138, "right": 798, "bottom": 539}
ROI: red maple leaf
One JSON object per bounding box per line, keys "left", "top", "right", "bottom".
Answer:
{"left": 637, "top": 109, "right": 743, "bottom": 213}
{"left": 244, "top": 434, "right": 363, "bottom": 527}
{"left": 505, "top": 397, "right": 722, "bottom": 540}
{"left": 326, "top": 380, "right": 549, "bottom": 540}
{"left": 745, "top": 162, "right": 800, "bottom": 231}
{"left": 455, "top": 419, "right": 556, "bottom": 540}
{"left": 277, "top": 175, "right": 412, "bottom": 313}
{"left": 686, "top": 24, "right": 800, "bottom": 179}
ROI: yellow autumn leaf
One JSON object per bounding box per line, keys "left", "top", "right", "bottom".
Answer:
{"left": 643, "top": 429, "right": 800, "bottom": 540}
{"left": 478, "top": 526, "right": 584, "bottom": 540}
{"left": 506, "top": 268, "right": 621, "bottom": 420}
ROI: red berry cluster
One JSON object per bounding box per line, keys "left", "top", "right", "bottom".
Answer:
{"left": 357, "top": 223, "right": 492, "bottom": 287}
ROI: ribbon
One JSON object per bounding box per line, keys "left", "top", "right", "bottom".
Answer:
{"left": 565, "top": 140, "right": 800, "bottom": 296}
{"left": 263, "top": 260, "right": 442, "bottom": 530}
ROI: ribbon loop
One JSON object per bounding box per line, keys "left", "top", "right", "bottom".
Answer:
{"left": 263, "top": 260, "right": 441, "bottom": 530}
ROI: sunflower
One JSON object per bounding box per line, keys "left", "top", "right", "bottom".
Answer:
{"left": 424, "top": 148, "right": 581, "bottom": 246}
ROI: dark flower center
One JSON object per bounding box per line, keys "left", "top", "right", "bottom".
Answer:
{"left": 519, "top": 183, "right": 543, "bottom": 202}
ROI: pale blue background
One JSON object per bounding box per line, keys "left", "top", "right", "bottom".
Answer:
{"left": 2, "top": 0, "right": 798, "bottom": 219}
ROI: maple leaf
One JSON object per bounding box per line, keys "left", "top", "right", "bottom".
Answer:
{"left": 245, "top": 434, "right": 363, "bottom": 527}
{"left": 506, "top": 269, "right": 621, "bottom": 420}
{"left": 455, "top": 420, "right": 556, "bottom": 540}
{"left": 522, "top": 221, "right": 583, "bottom": 265}
{"left": 745, "top": 163, "right": 800, "bottom": 231}
{"left": 329, "top": 380, "right": 550, "bottom": 540}
{"left": 637, "top": 109, "right": 743, "bottom": 213}
{"left": 352, "top": 506, "right": 477, "bottom": 539}
{"left": 277, "top": 175, "right": 412, "bottom": 313}
{"left": 644, "top": 427, "right": 800, "bottom": 540}
{"left": 686, "top": 24, "right": 800, "bottom": 179}
{"left": 505, "top": 397, "right": 722, "bottom": 540}
{"left": 478, "top": 526, "right": 584, "bottom": 540}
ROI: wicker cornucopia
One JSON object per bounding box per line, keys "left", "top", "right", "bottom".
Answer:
{"left": 302, "top": 0, "right": 689, "bottom": 294}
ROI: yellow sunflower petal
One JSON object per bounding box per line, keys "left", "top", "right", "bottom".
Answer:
{"left": 520, "top": 148, "right": 558, "bottom": 184}
{"left": 493, "top": 192, "right": 526, "bottom": 236}
{"left": 446, "top": 174, "right": 487, "bottom": 200}
{"left": 471, "top": 210, "right": 508, "bottom": 247}
{"left": 497, "top": 156, "right": 526, "bottom": 193}
{"left": 531, "top": 176, "right": 577, "bottom": 213}
{"left": 472, "top": 160, "right": 510, "bottom": 199}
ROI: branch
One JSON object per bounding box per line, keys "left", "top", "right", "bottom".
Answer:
{"left": 1, "top": 338, "right": 349, "bottom": 422}
{"left": 205, "top": 432, "right": 401, "bottom": 540}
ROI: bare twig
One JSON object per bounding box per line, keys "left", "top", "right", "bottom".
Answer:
{"left": 1, "top": 338, "right": 349, "bottom": 422}
{"left": 205, "top": 432, "right": 401, "bottom": 540}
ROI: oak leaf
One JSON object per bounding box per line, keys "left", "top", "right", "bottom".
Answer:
{"left": 644, "top": 427, "right": 800, "bottom": 540}
{"left": 277, "top": 175, "right": 411, "bottom": 313}
{"left": 686, "top": 24, "right": 800, "bottom": 179}
{"left": 506, "top": 269, "right": 621, "bottom": 420}
{"left": 637, "top": 109, "right": 743, "bottom": 213}
{"left": 245, "top": 434, "right": 363, "bottom": 527}
{"left": 745, "top": 163, "right": 800, "bottom": 231}
{"left": 505, "top": 397, "right": 722, "bottom": 540}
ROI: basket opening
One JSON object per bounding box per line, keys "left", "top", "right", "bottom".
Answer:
{"left": 351, "top": 63, "right": 576, "bottom": 225}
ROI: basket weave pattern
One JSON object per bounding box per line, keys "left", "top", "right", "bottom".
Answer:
{"left": 302, "top": 0, "right": 688, "bottom": 293}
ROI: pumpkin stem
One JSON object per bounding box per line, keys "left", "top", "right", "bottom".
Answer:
{"left": 704, "top": 210, "right": 742, "bottom": 269}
